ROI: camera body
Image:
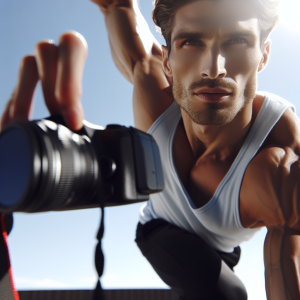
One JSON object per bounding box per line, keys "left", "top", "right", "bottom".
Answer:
{"left": 74, "top": 116, "right": 165, "bottom": 208}
{"left": 0, "top": 115, "right": 164, "bottom": 213}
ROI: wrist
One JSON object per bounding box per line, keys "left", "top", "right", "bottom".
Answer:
{"left": 91, "top": 0, "right": 134, "bottom": 15}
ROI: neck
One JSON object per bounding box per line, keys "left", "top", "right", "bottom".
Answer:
{"left": 182, "top": 100, "right": 255, "bottom": 162}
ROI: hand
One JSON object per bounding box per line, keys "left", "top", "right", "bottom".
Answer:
{"left": 0, "top": 31, "right": 88, "bottom": 131}
{"left": 89, "top": 0, "right": 133, "bottom": 13}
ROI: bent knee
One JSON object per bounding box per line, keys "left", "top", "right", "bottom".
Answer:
{"left": 217, "top": 261, "right": 248, "bottom": 300}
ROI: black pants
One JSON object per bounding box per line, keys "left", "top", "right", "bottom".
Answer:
{"left": 135, "top": 219, "right": 247, "bottom": 300}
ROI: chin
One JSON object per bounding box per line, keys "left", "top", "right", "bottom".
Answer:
{"left": 190, "top": 112, "right": 237, "bottom": 126}
{"left": 181, "top": 100, "right": 238, "bottom": 126}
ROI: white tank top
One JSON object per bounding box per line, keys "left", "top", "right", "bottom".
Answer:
{"left": 139, "top": 92, "right": 296, "bottom": 252}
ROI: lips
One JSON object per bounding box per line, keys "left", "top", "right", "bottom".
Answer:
{"left": 194, "top": 87, "right": 232, "bottom": 102}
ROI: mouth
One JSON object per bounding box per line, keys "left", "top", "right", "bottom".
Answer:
{"left": 193, "top": 88, "right": 232, "bottom": 102}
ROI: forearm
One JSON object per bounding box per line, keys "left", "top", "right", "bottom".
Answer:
{"left": 109, "top": 38, "right": 132, "bottom": 83}
{"left": 92, "top": 0, "right": 161, "bottom": 83}
{"left": 264, "top": 226, "right": 300, "bottom": 300}
{"left": 105, "top": 6, "right": 148, "bottom": 82}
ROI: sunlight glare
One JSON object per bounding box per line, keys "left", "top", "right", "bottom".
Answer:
{"left": 278, "top": 0, "right": 300, "bottom": 31}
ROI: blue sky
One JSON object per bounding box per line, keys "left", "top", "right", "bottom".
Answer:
{"left": 0, "top": 0, "right": 300, "bottom": 299}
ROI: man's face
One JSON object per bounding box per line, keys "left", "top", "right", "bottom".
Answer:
{"left": 163, "top": 0, "right": 270, "bottom": 126}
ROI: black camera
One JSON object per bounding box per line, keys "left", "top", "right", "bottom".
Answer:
{"left": 0, "top": 115, "right": 164, "bottom": 213}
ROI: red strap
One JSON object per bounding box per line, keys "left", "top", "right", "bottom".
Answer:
{"left": 1, "top": 214, "right": 20, "bottom": 300}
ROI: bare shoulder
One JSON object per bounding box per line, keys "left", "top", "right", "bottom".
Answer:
{"left": 132, "top": 46, "right": 174, "bottom": 132}
{"left": 240, "top": 107, "right": 300, "bottom": 229}
{"left": 266, "top": 106, "right": 300, "bottom": 153}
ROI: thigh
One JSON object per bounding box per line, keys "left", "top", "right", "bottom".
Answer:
{"left": 135, "top": 220, "right": 247, "bottom": 300}
{"left": 217, "top": 260, "right": 248, "bottom": 300}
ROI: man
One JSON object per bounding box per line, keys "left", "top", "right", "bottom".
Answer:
{"left": 1, "top": 0, "right": 300, "bottom": 299}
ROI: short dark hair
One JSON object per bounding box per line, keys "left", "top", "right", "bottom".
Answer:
{"left": 152, "top": 0, "right": 280, "bottom": 53}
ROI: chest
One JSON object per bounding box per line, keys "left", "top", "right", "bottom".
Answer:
{"left": 172, "top": 122, "right": 268, "bottom": 228}
{"left": 172, "top": 123, "right": 235, "bottom": 209}
{"left": 172, "top": 96, "right": 266, "bottom": 212}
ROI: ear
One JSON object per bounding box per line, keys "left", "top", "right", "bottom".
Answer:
{"left": 258, "top": 40, "right": 271, "bottom": 73}
{"left": 162, "top": 45, "right": 173, "bottom": 78}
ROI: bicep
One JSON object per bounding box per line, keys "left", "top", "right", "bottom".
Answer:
{"left": 241, "top": 146, "right": 300, "bottom": 229}
{"left": 102, "top": 3, "right": 174, "bottom": 131}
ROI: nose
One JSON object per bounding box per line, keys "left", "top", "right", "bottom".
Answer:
{"left": 200, "top": 47, "right": 226, "bottom": 79}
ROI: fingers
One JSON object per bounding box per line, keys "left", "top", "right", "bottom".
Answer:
{"left": 0, "top": 55, "right": 39, "bottom": 131}
{"left": 55, "top": 31, "right": 88, "bottom": 130}
{"left": 1, "top": 31, "right": 88, "bottom": 132}
{"left": 35, "top": 40, "right": 60, "bottom": 115}
{"left": 35, "top": 31, "right": 88, "bottom": 130}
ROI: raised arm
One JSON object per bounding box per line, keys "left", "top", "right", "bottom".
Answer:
{"left": 91, "top": 0, "right": 159, "bottom": 82}
{"left": 91, "top": 0, "right": 174, "bottom": 131}
{"left": 243, "top": 151, "right": 300, "bottom": 300}
{"left": 1, "top": 2, "right": 173, "bottom": 133}
{"left": 240, "top": 109, "right": 300, "bottom": 299}
{"left": 0, "top": 32, "right": 88, "bottom": 131}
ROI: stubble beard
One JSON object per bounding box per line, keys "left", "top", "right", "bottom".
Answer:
{"left": 172, "top": 77, "right": 257, "bottom": 126}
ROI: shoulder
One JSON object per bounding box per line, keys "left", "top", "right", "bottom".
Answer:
{"left": 251, "top": 94, "right": 300, "bottom": 181}
{"left": 240, "top": 98, "right": 300, "bottom": 228}
{"left": 265, "top": 101, "right": 300, "bottom": 153}
{"left": 255, "top": 92, "right": 300, "bottom": 160}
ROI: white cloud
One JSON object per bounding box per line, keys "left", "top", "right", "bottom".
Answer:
{"left": 14, "top": 277, "right": 69, "bottom": 290}
{"left": 101, "top": 273, "right": 168, "bottom": 289}
{"left": 15, "top": 276, "right": 100, "bottom": 290}
{"left": 80, "top": 276, "right": 98, "bottom": 284}
{"left": 102, "top": 273, "right": 121, "bottom": 283}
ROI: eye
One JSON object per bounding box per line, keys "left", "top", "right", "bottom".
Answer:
{"left": 225, "top": 37, "right": 247, "bottom": 45}
{"left": 181, "top": 39, "right": 204, "bottom": 47}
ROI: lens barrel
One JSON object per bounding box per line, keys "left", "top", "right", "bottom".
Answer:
{"left": 0, "top": 119, "right": 99, "bottom": 213}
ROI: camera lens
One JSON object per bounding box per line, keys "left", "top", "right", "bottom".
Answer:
{"left": 0, "top": 119, "right": 99, "bottom": 213}
{"left": 0, "top": 128, "right": 32, "bottom": 208}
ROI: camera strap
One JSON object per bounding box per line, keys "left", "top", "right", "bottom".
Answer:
{"left": 90, "top": 188, "right": 106, "bottom": 300}
{"left": 0, "top": 194, "right": 106, "bottom": 300}
{"left": 0, "top": 206, "right": 105, "bottom": 300}
{"left": 0, "top": 213, "right": 20, "bottom": 300}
